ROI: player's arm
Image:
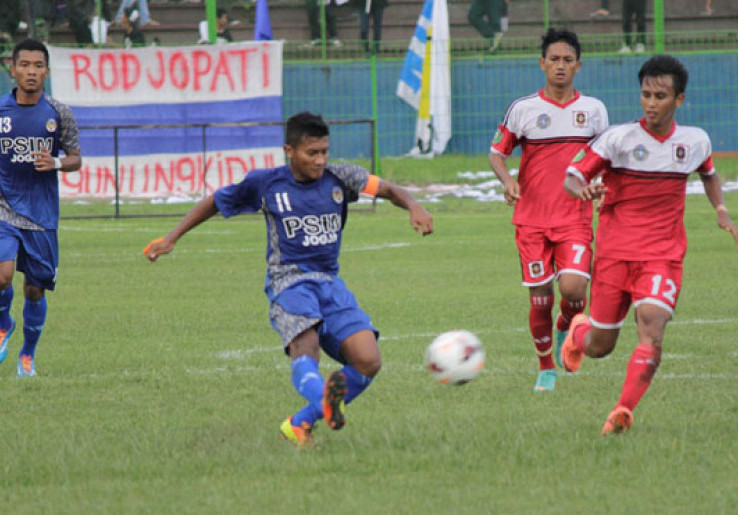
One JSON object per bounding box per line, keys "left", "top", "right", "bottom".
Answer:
{"left": 32, "top": 148, "right": 82, "bottom": 172}
{"left": 700, "top": 172, "right": 738, "bottom": 245}
{"left": 144, "top": 195, "right": 220, "bottom": 261}
{"left": 563, "top": 145, "right": 609, "bottom": 201}
{"left": 489, "top": 151, "right": 520, "bottom": 206}
{"left": 371, "top": 177, "right": 433, "bottom": 235}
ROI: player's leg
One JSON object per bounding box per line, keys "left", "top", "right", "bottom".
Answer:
{"left": 269, "top": 284, "right": 325, "bottom": 445}
{"left": 15, "top": 229, "right": 57, "bottom": 377}
{"left": 552, "top": 228, "right": 593, "bottom": 367}
{"left": 17, "top": 281, "right": 46, "bottom": 377}
{"left": 602, "top": 261, "right": 680, "bottom": 435}
{"left": 317, "top": 277, "right": 380, "bottom": 427}
{"left": 0, "top": 223, "right": 20, "bottom": 363}
{"left": 561, "top": 258, "right": 629, "bottom": 372}
{"left": 516, "top": 226, "right": 558, "bottom": 391}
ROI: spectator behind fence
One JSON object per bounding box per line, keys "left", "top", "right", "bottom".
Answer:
{"left": 29, "top": 0, "right": 58, "bottom": 43}
{"left": 619, "top": 0, "right": 646, "bottom": 53}
{"left": 590, "top": 0, "right": 609, "bottom": 18}
{"left": 198, "top": 8, "right": 234, "bottom": 44}
{"left": 304, "top": 0, "right": 343, "bottom": 47}
{"left": 67, "top": 0, "right": 95, "bottom": 46}
{"left": 351, "top": 0, "right": 387, "bottom": 55}
{"left": 468, "top": 0, "right": 505, "bottom": 54}
{"left": 0, "top": 0, "right": 23, "bottom": 54}
{"left": 114, "top": 0, "right": 158, "bottom": 26}
{"left": 122, "top": 5, "right": 146, "bottom": 47}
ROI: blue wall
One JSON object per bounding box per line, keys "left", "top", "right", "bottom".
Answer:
{"left": 284, "top": 53, "right": 738, "bottom": 158}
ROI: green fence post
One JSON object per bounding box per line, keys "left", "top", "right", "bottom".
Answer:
{"left": 206, "top": 0, "right": 217, "bottom": 44}
{"left": 653, "top": 0, "right": 665, "bottom": 53}
{"left": 543, "top": 0, "right": 549, "bottom": 31}
{"left": 370, "top": 51, "right": 380, "bottom": 175}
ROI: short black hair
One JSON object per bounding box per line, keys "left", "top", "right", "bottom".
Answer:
{"left": 285, "top": 112, "right": 330, "bottom": 148}
{"left": 217, "top": 8, "right": 228, "bottom": 18}
{"left": 541, "top": 28, "right": 581, "bottom": 60}
{"left": 12, "top": 38, "right": 49, "bottom": 66}
{"left": 638, "top": 55, "right": 689, "bottom": 96}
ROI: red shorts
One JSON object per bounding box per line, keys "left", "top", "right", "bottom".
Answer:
{"left": 514, "top": 224, "right": 592, "bottom": 287}
{"left": 589, "top": 258, "right": 683, "bottom": 329}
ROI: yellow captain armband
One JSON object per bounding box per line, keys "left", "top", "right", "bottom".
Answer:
{"left": 362, "top": 174, "right": 380, "bottom": 197}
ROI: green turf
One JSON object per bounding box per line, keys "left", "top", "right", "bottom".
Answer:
{"left": 0, "top": 192, "right": 736, "bottom": 513}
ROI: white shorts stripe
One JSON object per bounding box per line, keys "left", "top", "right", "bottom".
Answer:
{"left": 634, "top": 297, "right": 675, "bottom": 316}
{"left": 556, "top": 268, "right": 590, "bottom": 280}
{"left": 522, "top": 274, "right": 555, "bottom": 287}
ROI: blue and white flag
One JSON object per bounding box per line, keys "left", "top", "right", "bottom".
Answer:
{"left": 396, "top": 0, "right": 451, "bottom": 156}
{"left": 48, "top": 43, "right": 283, "bottom": 199}
{"left": 254, "top": 0, "right": 273, "bottom": 41}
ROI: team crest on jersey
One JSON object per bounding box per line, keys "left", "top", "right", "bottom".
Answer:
{"left": 528, "top": 261, "right": 545, "bottom": 279}
{"left": 536, "top": 114, "right": 551, "bottom": 129}
{"left": 573, "top": 149, "right": 586, "bottom": 163}
{"left": 493, "top": 130, "right": 503, "bottom": 144}
{"left": 573, "top": 111, "right": 589, "bottom": 128}
{"left": 633, "top": 144, "right": 649, "bottom": 161}
{"left": 672, "top": 143, "right": 689, "bottom": 163}
{"left": 45, "top": 118, "right": 57, "bottom": 132}
{"left": 331, "top": 186, "right": 344, "bottom": 204}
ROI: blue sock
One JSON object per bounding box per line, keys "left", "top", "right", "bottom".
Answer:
{"left": 0, "top": 285, "right": 13, "bottom": 329}
{"left": 290, "top": 355, "right": 324, "bottom": 427}
{"left": 21, "top": 297, "right": 46, "bottom": 358}
{"left": 341, "top": 365, "right": 373, "bottom": 404}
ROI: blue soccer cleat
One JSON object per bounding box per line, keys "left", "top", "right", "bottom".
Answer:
{"left": 554, "top": 326, "right": 567, "bottom": 369}
{"left": 533, "top": 369, "right": 557, "bottom": 392}
{"left": 0, "top": 318, "right": 16, "bottom": 364}
{"left": 17, "top": 354, "right": 36, "bottom": 378}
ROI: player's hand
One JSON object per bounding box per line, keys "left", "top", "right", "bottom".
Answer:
{"left": 580, "top": 182, "right": 608, "bottom": 201}
{"left": 31, "top": 149, "right": 56, "bottom": 172}
{"left": 502, "top": 178, "right": 521, "bottom": 206}
{"left": 409, "top": 204, "right": 433, "bottom": 236}
{"left": 143, "top": 237, "right": 174, "bottom": 261}
{"left": 716, "top": 210, "right": 738, "bottom": 245}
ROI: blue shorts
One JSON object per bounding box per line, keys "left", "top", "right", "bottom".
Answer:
{"left": 269, "top": 277, "right": 378, "bottom": 364}
{"left": 0, "top": 221, "right": 58, "bottom": 291}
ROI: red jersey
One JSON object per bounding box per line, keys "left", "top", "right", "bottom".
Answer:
{"left": 490, "top": 90, "right": 609, "bottom": 228}
{"left": 566, "top": 118, "right": 714, "bottom": 262}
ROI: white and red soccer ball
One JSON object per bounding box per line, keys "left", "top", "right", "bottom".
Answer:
{"left": 425, "top": 330, "right": 485, "bottom": 385}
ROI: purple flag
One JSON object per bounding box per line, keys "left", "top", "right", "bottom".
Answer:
{"left": 254, "top": 0, "right": 273, "bottom": 41}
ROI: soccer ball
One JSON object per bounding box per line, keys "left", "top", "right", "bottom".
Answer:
{"left": 425, "top": 330, "right": 485, "bottom": 385}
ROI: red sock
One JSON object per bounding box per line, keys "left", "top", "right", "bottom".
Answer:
{"left": 529, "top": 295, "right": 554, "bottom": 370}
{"left": 556, "top": 298, "right": 587, "bottom": 332}
{"left": 616, "top": 343, "right": 662, "bottom": 411}
{"left": 572, "top": 321, "right": 591, "bottom": 353}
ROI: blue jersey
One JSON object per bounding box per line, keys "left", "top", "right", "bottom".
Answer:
{"left": 0, "top": 90, "right": 80, "bottom": 230}
{"left": 214, "top": 163, "right": 371, "bottom": 299}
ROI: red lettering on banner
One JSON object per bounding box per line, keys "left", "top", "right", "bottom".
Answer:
{"left": 71, "top": 54, "right": 96, "bottom": 90}
{"left": 142, "top": 164, "right": 151, "bottom": 193}
{"left": 154, "top": 162, "right": 174, "bottom": 192}
{"left": 99, "top": 53, "right": 119, "bottom": 91}
{"left": 102, "top": 166, "right": 116, "bottom": 194}
{"left": 192, "top": 50, "right": 212, "bottom": 92}
{"left": 211, "top": 52, "right": 235, "bottom": 92}
{"left": 61, "top": 166, "right": 85, "bottom": 193}
{"left": 225, "top": 157, "right": 248, "bottom": 186}
{"left": 262, "top": 45, "right": 270, "bottom": 89}
{"left": 264, "top": 153, "right": 275, "bottom": 168}
{"left": 170, "top": 52, "right": 189, "bottom": 90}
{"left": 146, "top": 51, "right": 166, "bottom": 89}
{"left": 228, "top": 48, "right": 257, "bottom": 90}
{"left": 177, "top": 157, "right": 198, "bottom": 192}
{"left": 121, "top": 54, "right": 141, "bottom": 91}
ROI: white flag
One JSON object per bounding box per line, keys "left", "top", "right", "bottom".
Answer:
{"left": 396, "top": 0, "right": 451, "bottom": 156}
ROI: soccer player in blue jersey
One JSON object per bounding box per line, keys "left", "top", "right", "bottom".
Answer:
{"left": 0, "top": 39, "right": 82, "bottom": 378}
{"left": 144, "top": 112, "right": 434, "bottom": 446}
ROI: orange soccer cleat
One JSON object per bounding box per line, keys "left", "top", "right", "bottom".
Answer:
{"left": 601, "top": 406, "right": 634, "bottom": 436}
{"left": 322, "top": 370, "right": 347, "bottom": 431}
{"left": 560, "top": 314, "right": 590, "bottom": 373}
{"left": 279, "top": 417, "right": 314, "bottom": 448}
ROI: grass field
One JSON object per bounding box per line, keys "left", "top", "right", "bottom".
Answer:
{"left": 1, "top": 168, "right": 737, "bottom": 512}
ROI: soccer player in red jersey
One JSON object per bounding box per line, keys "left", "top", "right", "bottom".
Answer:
{"left": 489, "top": 29, "right": 609, "bottom": 392}
{"left": 562, "top": 55, "right": 738, "bottom": 435}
